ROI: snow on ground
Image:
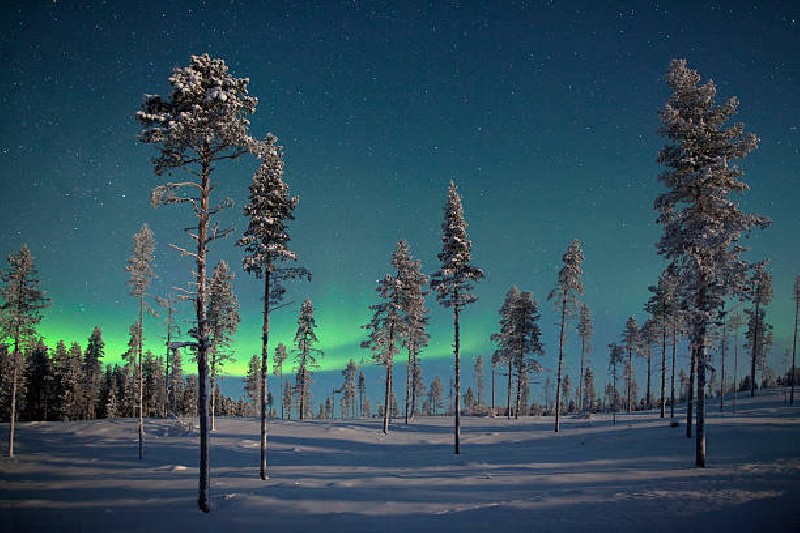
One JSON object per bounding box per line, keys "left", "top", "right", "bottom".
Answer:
{"left": 2, "top": 392, "right": 799, "bottom": 532}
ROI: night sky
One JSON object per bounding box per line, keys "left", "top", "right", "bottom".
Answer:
{"left": 1, "top": 1, "right": 798, "bottom": 396}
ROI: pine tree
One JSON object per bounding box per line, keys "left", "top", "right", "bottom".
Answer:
{"left": 646, "top": 266, "right": 680, "bottom": 418}
{"left": 357, "top": 370, "right": 366, "bottom": 418}
{"left": 491, "top": 287, "right": 544, "bottom": 419}
{"left": 1, "top": 244, "right": 49, "bottom": 457}
{"left": 621, "top": 317, "right": 640, "bottom": 413}
{"left": 293, "top": 299, "right": 321, "bottom": 420}
{"left": 584, "top": 367, "right": 596, "bottom": 412}
{"left": 548, "top": 239, "right": 584, "bottom": 431}
{"left": 341, "top": 359, "right": 358, "bottom": 419}
{"left": 744, "top": 265, "right": 772, "bottom": 398}
{"left": 576, "top": 303, "right": 593, "bottom": 414}
{"left": 639, "top": 320, "right": 656, "bottom": 410}
{"left": 136, "top": 53, "right": 263, "bottom": 512}
{"left": 207, "top": 260, "right": 240, "bottom": 432}
{"left": 237, "top": 133, "right": 309, "bottom": 478}
{"left": 245, "top": 354, "right": 260, "bottom": 413}
{"left": 156, "top": 293, "right": 180, "bottom": 416}
{"left": 273, "top": 343, "right": 288, "bottom": 419}
{"left": 23, "top": 339, "right": 52, "bottom": 421}
{"left": 282, "top": 380, "right": 293, "bottom": 420}
{"left": 126, "top": 224, "right": 155, "bottom": 459}
{"left": 393, "top": 241, "right": 429, "bottom": 424}
{"left": 654, "top": 59, "right": 769, "bottom": 466}
{"left": 428, "top": 376, "right": 443, "bottom": 415}
{"left": 84, "top": 326, "right": 105, "bottom": 420}
{"left": 431, "top": 182, "right": 483, "bottom": 453}
{"left": 608, "top": 343, "right": 624, "bottom": 423}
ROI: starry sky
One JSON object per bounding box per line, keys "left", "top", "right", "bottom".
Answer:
{"left": 1, "top": 1, "right": 798, "bottom": 396}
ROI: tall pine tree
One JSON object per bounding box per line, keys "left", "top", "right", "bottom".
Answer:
{"left": 654, "top": 59, "right": 769, "bottom": 467}
{"left": 431, "top": 181, "right": 483, "bottom": 454}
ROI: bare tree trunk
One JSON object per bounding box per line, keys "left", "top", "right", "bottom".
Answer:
{"left": 196, "top": 145, "right": 212, "bottom": 513}
{"left": 260, "top": 269, "right": 271, "bottom": 480}
{"left": 405, "top": 346, "right": 411, "bottom": 424}
{"left": 555, "top": 295, "right": 567, "bottom": 432}
{"left": 138, "top": 298, "right": 144, "bottom": 460}
{"left": 750, "top": 300, "right": 760, "bottom": 398}
{"left": 670, "top": 326, "right": 677, "bottom": 419}
{"left": 514, "top": 365, "right": 522, "bottom": 420}
{"left": 209, "top": 366, "right": 216, "bottom": 432}
{"left": 9, "top": 344, "right": 18, "bottom": 458}
{"left": 733, "top": 329, "right": 739, "bottom": 415}
{"left": 299, "top": 364, "right": 305, "bottom": 421}
{"left": 627, "top": 345, "right": 633, "bottom": 415}
{"left": 687, "top": 346, "right": 696, "bottom": 439}
{"left": 660, "top": 326, "right": 667, "bottom": 418}
{"left": 491, "top": 366, "right": 495, "bottom": 415}
{"left": 454, "top": 301, "right": 461, "bottom": 454}
{"left": 409, "top": 351, "right": 417, "bottom": 420}
{"left": 792, "top": 294, "right": 798, "bottom": 406}
{"left": 720, "top": 324, "right": 726, "bottom": 413}
{"left": 646, "top": 352, "right": 652, "bottom": 410}
{"left": 506, "top": 359, "right": 512, "bottom": 419}
{"left": 696, "top": 327, "right": 707, "bottom": 467}
{"left": 579, "top": 336, "right": 586, "bottom": 415}
{"left": 383, "top": 314, "right": 395, "bottom": 435}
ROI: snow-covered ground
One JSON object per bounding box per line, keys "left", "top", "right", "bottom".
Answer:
{"left": 2, "top": 392, "right": 799, "bottom": 532}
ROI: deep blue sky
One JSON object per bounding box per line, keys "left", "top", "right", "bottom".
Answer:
{"left": 1, "top": 1, "right": 798, "bottom": 398}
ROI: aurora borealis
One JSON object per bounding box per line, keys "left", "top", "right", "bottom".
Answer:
{"left": 1, "top": 0, "right": 798, "bottom": 396}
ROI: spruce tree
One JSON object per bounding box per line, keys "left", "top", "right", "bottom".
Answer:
{"left": 0, "top": 244, "right": 49, "bottom": 457}
{"left": 548, "top": 239, "right": 584, "bottom": 431}
{"left": 126, "top": 223, "right": 155, "bottom": 459}
{"left": 654, "top": 59, "right": 769, "bottom": 467}
{"left": 473, "top": 355, "right": 484, "bottom": 410}
{"left": 245, "top": 354, "right": 260, "bottom": 413}
{"left": 745, "top": 265, "right": 772, "bottom": 398}
{"left": 136, "top": 53, "right": 263, "bottom": 512}
{"left": 621, "top": 316, "right": 640, "bottom": 413}
{"left": 431, "top": 181, "right": 483, "bottom": 453}
{"left": 237, "top": 133, "right": 309, "bottom": 478}
{"left": 341, "top": 359, "right": 358, "bottom": 419}
{"left": 646, "top": 267, "right": 680, "bottom": 418}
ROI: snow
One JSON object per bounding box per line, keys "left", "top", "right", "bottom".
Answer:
{"left": 2, "top": 392, "right": 799, "bottom": 532}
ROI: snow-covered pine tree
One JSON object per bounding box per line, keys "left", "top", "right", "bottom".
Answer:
{"left": 341, "top": 359, "right": 358, "bottom": 419}
{"left": 362, "top": 270, "right": 401, "bottom": 435}
{"left": 237, "top": 133, "right": 310, "bottom": 478}
{"left": 136, "top": 53, "right": 264, "bottom": 512}
{"left": 293, "top": 299, "right": 321, "bottom": 420}
{"left": 0, "top": 244, "right": 49, "bottom": 457}
{"left": 639, "top": 320, "right": 656, "bottom": 410}
{"left": 491, "top": 287, "right": 544, "bottom": 419}
{"left": 654, "top": 59, "right": 769, "bottom": 466}
{"left": 282, "top": 380, "right": 293, "bottom": 420}
{"left": 155, "top": 293, "right": 180, "bottom": 416}
{"left": 126, "top": 224, "right": 155, "bottom": 459}
{"left": 207, "top": 260, "right": 240, "bottom": 432}
{"left": 548, "top": 239, "right": 584, "bottom": 431}
{"left": 576, "top": 303, "right": 593, "bottom": 414}
{"left": 744, "top": 265, "right": 772, "bottom": 398}
{"left": 84, "top": 326, "right": 105, "bottom": 420}
{"left": 646, "top": 266, "right": 680, "bottom": 418}
{"left": 428, "top": 376, "right": 443, "bottom": 415}
{"left": 393, "top": 241, "right": 429, "bottom": 424}
{"left": 273, "top": 342, "right": 288, "bottom": 419}
{"left": 357, "top": 370, "right": 366, "bottom": 418}
{"left": 245, "top": 354, "right": 260, "bottom": 413}
{"left": 412, "top": 365, "right": 425, "bottom": 416}
{"left": 608, "top": 343, "right": 625, "bottom": 423}
{"left": 621, "top": 316, "right": 640, "bottom": 414}
{"left": 431, "top": 181, "right": 483, "bottom": 453}
{"left": 584, "top": 367, "right": 596, "bottom": 412}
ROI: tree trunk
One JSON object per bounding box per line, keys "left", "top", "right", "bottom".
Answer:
{"left": 506, "top": 359, "right": 512, "bottom": 419}
{"left": 209, "top": 365, "right": 216, "bottom": 432}
{"left": 383, "top": 309, "right": 395, "bottom": 435}
{"left": 792, "top": 294, "right": 798, "bottom": 405}
{"left": 646, "top": 351, "right": 652, "bottom": 410}
{"left": 627, "top": 345, "right": 633, "bottom": 415}
{"left": 409, "top": 351, "right": 417, "bottom": 420}
{"left": 750, "top": 300, "right": 760, "bottom": 398}
{"left": 660, "top": 326, "right": 667, "bottom": 418}
{"left": 670, "top": 325, "right": 677, "bottom": 419}
{"left": 454, "top": 302, "right": 461, "bottom": 454}
{"left": 720, "top": 324, "right": 726, "bottom": 413}
{"left": 260, "top": 269, "right": 271, "bottom": 480}
{"left": 405, "top": 346, "right": 411, "bottom": 424}
{"left": 514, "top": 364, "right": 521, "bottom": 420}
{"left": 733, "top": 330, "right": 739, "bottom": 415}
{"left": 196, "top": 144, "right": 212, "bottom": 513}
{"left": 696, "top": 328, "right": 707, "bottom": 467}
{"left": 555, "top": 295, "right": 567, "bottom": 432}
{"left": 138, "top": 298, "right": 144, "bottom": 460}
{"left": 491, "top": 366, "right": 495, "bottom": 415}
{"left": 299, "top": 364, "right": 305, "bottom": 421}
{"left": 9, "top": 344, "right": 18, "bottom": 458}
{"left": 579, "top": 336, "right": 586, "bottom": 415}
{"left": 687, "top": 346, "right": 696, "bottom": 439}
